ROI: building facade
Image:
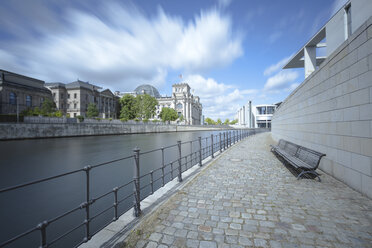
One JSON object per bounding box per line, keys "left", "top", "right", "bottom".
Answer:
{"left": 46, "top": 80, "right": 118, "bottom": 118}
{"left": 0, "top": 69, "right": 53, "bottom": 115}
{"left": 272, "top": 0, "right": 372, "bottom": 198}
{"left": 115, "top": 83, "right": 203, "bottom": 125}
{"left": 236, "top": 101, "right": 276, "bottom": 128}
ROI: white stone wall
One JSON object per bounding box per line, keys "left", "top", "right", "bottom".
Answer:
{"left": 272, "top": 17, "right": 372, "bottom": 198}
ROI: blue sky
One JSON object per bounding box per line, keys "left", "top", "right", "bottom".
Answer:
{"left": 0, "top": 0, "right": 347, "bottom": 120}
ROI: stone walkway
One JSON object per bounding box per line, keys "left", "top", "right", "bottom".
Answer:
{"left": 123, "top": 133, "right": 372, "bottom": 248}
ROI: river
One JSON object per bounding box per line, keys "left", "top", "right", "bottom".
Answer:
{"left": 0, "top": 130, "right": 232, "bottom": 248}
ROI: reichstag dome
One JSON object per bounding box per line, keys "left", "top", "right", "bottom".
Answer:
{"left": 134, "top": 84, "right": 161, "bottom": 98}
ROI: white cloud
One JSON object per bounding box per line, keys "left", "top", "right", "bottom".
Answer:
{"left": 184, "top": 74, "right": 257, "bottom": 120}
{"left": 0, "top": 2, "right": 243, "bottom": 91}
{"left": 218, "top": 0, "right": 232, "bottom": 8}
{"left": 263, "top": 54, "right": 293, "bottom": 76}
{"left": 263, "top": 70, "right": 299, "bottom": 91}
{"left": 268, "top": 31, "right": 282, "bottom": 44}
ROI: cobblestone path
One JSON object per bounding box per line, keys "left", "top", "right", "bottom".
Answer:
{"left": 124, "top": 132, "right": 372, "bottom": 248}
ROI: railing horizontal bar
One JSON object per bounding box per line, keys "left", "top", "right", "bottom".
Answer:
{"left": 140, "top": 183, "right": 150, "bottom": 191}
{"left": 92, "top": 190, "right": 113, "bottom": 202}
{"left": 139, "top": 148, "right": 161, "bottom": 155}
{"left": 117, "top": 193, "right": 133, "bottom": 204}
{"left": 161, "top": 143, "right": 178, "bottom": 149}
{"left": 0, "top": 226, "right": 38, "bottom": 247}
{"left": 90, "top": 205, "right": 114, "bottom": 221}
{"left": 117, "top": 180, "right": 134, "bottom": 190}
{"left": 91, "top": 155, "right": 134, "bottom": 169}
{"left": 48, "top": 222, "right": 85, "bottom": 246}
{"left": 49, "top": 205, "right": 82, "bottom": 224}
{"left": 0, "top": 168, "right": 84, "bottom": 194}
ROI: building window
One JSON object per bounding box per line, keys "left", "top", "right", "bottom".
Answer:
{"left": 26, "top": 95, "right": 32, "bottom": 107}
{"left": 257, "top": 107, "right": 266, "bottom": 115}
{"left": 267, "top": 106, "right": 275, "bottom": 115}
{"left": 344, "top": 4, "right": 352, "bottom": 40}
{"left": 74, "top": 113, "right": 77, "bottom": 117}
{"left": 53, "top": 93, "right": 56, "bottom": 98}
{"left": 74, "top": 103, "right": 77, "bottom": 109}
{"left": 68, "top": 94, "right": 70, "bottom": 99}
{"left": 67, "top": 104, "right": 70, "bottom": 109}
{"left": 61, "top": 103, "right": 64, "bottom": 109}
{"left": 74, "top": 93, "right": 77, "bottom": 99}
{"left": 86, "top": 95, "right": 88, "bottom": 100}
{"left": 176, "top": 103, "right": 183, "bottom": 109}
{"left": 61, "top": 93, "right": 64, "bottom": 99}
{"left": 40, "top": 97, "right": 44, "bottom": 107}
{"left": 9, "top": 92, "right": 16, "bottom": 105}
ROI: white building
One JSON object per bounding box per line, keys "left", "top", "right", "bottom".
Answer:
{"left": 115, "top": 83, "right": 203, "bottom": 125}
{"left": 236, "top": 101, "right": 276, "bottom": 128}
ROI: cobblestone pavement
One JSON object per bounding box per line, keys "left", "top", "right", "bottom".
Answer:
{"left": 124, "top": 133, "right": 372, "bottom": 248}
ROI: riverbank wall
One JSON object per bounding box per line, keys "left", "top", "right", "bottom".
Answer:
{"left": 0, "top": 123, "right": 234, "bottom": 140}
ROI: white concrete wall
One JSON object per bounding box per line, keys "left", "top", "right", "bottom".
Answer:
{"left": 272, "top": 17, "right": 372, "bottom": 199}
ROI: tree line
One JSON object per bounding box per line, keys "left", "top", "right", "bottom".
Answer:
{"left": 120, "top": 94, "right": 183, "bottom": 122}
{"left": 204, "top": 117, "right": 238, "bottom": 125}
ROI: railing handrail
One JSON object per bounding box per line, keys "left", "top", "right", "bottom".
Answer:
{"left": 0, "top": 128, "right": 268, "bottom": 248}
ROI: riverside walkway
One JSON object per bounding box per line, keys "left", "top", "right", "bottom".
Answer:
{"left": 123, "top": 132, "right": 372, "bottom": 248}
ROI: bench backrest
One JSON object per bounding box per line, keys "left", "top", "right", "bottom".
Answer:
{"left": 284, "top": 142, "right": 299, "bottom": 156}
{"left": 278, "top": 139, "right": 286, "bottom": 149}
{"left": 295, "top": 146, "right": 325, "bottom": 169}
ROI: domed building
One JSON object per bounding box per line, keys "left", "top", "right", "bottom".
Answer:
{"left": 134, "top": 84, "right": 161, "bottom": 98}
{"left": 115, "top": 83, "right": 203, "bottom": 125}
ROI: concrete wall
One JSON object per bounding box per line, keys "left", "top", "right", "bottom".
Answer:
{"left": 0, "top": 123, "right": 232, "bottom": 140}
{"left": 272, "top": 17, "right": 372, "bottom": 199}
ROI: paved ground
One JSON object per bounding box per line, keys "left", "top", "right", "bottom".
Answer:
{"left": 123, "top": 132, "right": 372, "bottom": 248}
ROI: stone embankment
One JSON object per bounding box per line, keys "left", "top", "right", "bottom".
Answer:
{"left": 0, "top": 123, "right": 233, "bottom": 140}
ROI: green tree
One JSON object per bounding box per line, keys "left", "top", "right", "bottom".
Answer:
{"left": 230, "top": 119, "right": 238, "bottom": 125}
{"left": 223, "top": 118, "right": 230, "bottom": 125}
{"left": 205, "top": 117, "right": 216, "bottom": 125}
{"left": 179, "top": 114, "right": 184, "bottom": 122}
{"left": 41, "top": 98, "right": 56, "bottom": 116}
{"left": 86, "top": 103, "right": 99, "bottom": 117}
{"left": 216, "top": 118, "right": 222, "bottom": 125}
{"left": 159, "top": 107, "right": 178, "bottom": 122}
{"left": 135, "top": 94, "right": 158, "bottom": 120}
{"left": 120, "top": 94, "right": 137, "bottom": 120}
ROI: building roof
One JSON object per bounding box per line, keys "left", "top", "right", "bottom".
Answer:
{"left": 65, "top": 80, "right": 102, "bottom": 91}
{"left": 134, "top": 84, "right": 161, "bottom": 98}
{"left": 283, "top": 27, "right": 327, "bottom": 69}
{"left": 45, "top": 82, "right": 66, "bottom": 88}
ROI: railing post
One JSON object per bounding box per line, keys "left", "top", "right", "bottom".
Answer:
{"left": 113, "top": 187, "right": 118, "bottom": 220}
{"left": 133, "top": 147, "right": 141, "bottom": 217}
{"left": 37, "top": 221, "right": 48, "bottom": 248}
{"left": 161, "top": 147, "right": 165, "bottom": 186}
{"left": 240, "top": 129, "right": 242, "bottom": 140}
{"left": 211, "top": 134, "right": 214, "bottom": 158}
{"left": 190, "top": 141, "right": 193, "bottom": 165}
{"left": 219, "top": 133, "right": 222, "bottom": 153}
{"left": 227, "top": 131, "right": 229, "bottom": 148}
{"left": 83, "top": 165, "right": 91, "bottom": 241}
{"left": 223, "top": 132, "right": 226, "bottom": 150}
{"left": 150, "top": 171, "right": 154, "bottom": 194}
{"left": 177, "top": 141, "right": 182, "bottom": 182}
{"left": 198, "top": 136, "right": 202, "bottom": 166}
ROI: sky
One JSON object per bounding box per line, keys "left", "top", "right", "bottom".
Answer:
{"left": 0, "top": 0, "right": 348, "bottom": 120}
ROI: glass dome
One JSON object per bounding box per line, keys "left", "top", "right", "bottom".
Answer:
{"left": 134, "top": 84, "right": 161, "bottom": 98}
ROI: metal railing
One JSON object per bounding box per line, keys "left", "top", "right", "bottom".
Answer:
{"left": 0, "top": 129, "right": 266, "bottom": 248}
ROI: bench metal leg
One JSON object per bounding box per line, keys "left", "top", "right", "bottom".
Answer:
{"left": 297, "top": 170, "right": 321, "bottom": 182}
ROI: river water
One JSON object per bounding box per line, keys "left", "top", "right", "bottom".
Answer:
{"left": 0, "top": 130, "right": 231, "bottom": 248}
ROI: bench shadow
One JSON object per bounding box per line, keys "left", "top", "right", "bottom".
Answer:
{"left": 271, "top": 152, "right": 320, "bottom": 180}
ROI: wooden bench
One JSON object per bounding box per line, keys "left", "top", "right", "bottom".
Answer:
{"left": 270, "top": 139, "right": 326, "bottom": 181}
